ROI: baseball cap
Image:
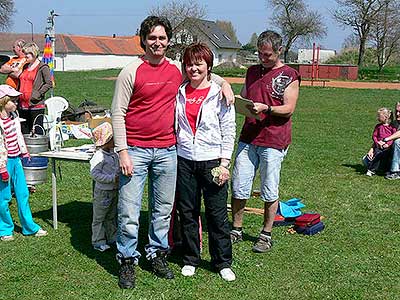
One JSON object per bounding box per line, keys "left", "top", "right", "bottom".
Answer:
{"left": 92, "top": 121, "right": 113, "bottom": 147}
{"left": 0, "top": 84, "right": 22, "bottom": 98}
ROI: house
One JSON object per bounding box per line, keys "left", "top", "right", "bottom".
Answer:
{"left": 172, "top": 18, "right": 242, "bottom": 66}
{"left": 298, "top": 48, "right": 336, "bottom": 64}
{"left": 0, "top": 33, "right": 144, "bottom": 71}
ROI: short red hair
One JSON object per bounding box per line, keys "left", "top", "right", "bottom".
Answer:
{"left": 182, "top": 43, "right": 214, "bottom": 77}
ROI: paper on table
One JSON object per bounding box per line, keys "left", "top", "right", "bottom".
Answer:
{"left": 234, "top": 95, "right": 261, "bottom": 120}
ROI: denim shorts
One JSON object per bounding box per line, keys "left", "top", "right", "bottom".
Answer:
{"left": 232, "top": 142, "right": 287, "bottom": 202}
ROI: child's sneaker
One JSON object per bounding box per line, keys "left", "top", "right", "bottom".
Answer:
{"left": 94, "top": 244, "right": 111, "bottom": 252}
{"left": 219, "top": 268, "right": 236, "bottom": 281}
{"left": 34, "top": 228, "right": 48, "bottom": 237}
{"left": 181, "top": 265, "right": 196, "bottom": 277}
{"left": 366, "top": 170, "right": 375, "bottom": 177}
{"left": 1, "top": 235, "right": 14, "bottom": 241}
{"left": 230, "top": 230, "right": 243, "bottom": 244}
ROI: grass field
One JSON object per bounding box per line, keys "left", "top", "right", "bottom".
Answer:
{"left": 0, "top": 70, "right": 399, "bottom": 300}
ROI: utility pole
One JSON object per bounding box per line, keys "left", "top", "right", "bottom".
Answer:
{"left": 45, "top": 10, "right": 59, "bottom": 58}
{"left": 27, "top": 20, "right": 34, "bottom": 41}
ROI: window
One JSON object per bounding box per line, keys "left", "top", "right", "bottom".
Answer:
{"left": 223, "top": 35, "right": 231, "bottom": 41}
{"left": 213, "top": 34, "right": 220, "bottom": 40}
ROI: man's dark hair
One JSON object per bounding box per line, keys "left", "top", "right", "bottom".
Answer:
{"left": 139, "top": 16, "right": 173, "bottom": 50}
{"left": 257, "top": 30, "right": 282, "bottom": 52}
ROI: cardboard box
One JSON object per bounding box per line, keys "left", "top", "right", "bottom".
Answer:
{"left": 88, "top": 116, "right": 111, "bottom": 129}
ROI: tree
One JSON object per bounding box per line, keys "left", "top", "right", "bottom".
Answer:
{"left": 216, "top": 20, "right": 239, "bottom": 43}
{"left": 242, "top": 33, "right": 258, "bottom": 52}
{"left": 0, "top": 0, "right": 14, "bottom": 31}
{"left": 149, "top": 0, "right": 207, "bottom": 59}
{"left": 333, "top": 0, "right": 385, "bottom": 67}
{"left": 370, "top": 0, "right": 400, "bottom": 71}
{"left": 149, "top": 0, "right": 206, "bottom": 29}
{"left": 268, "top": 0, "right": 327, "bottom": 63}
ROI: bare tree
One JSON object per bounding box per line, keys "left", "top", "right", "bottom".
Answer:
{"left": 370, "top": 0, "right": 400, "bottom": 71}
{"left": 149, "top": 0, "right": 207, "bottom": 29}
{"left": 149, "top": 0, "right": 207, "bottom": 59}
{"left": 216, "top": 20, "right": 239, "bottom": 43}
{"left": 0, "top": 0, "right": 14, "bottom": 31}
{"left": 268, "top": 0, "right": 327, "bottom": 62}
{"left": 333, "top": 0, "right": 385, "bottom": 67}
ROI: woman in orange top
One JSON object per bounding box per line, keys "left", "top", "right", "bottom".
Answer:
{"left": 18, "top": 42, "right": 52, "bottom": 135}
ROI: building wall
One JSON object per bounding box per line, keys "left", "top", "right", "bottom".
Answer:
{"left": 173, "top": 28, "right": 238, "bottom": 66}
{"left": 54, "top": 54, "right": 138, "bottom": 71}
{"left": 298, "top": 49, "right": 336, "bottom": 63}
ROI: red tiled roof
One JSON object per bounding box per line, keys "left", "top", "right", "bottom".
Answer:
{"left": 0, "top": 33, "right": 144, "bottom": 56}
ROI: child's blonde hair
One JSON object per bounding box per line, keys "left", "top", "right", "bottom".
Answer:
{"left": 377, "top": 107, "right": 392, "bottom": 124}
{"left": 0, "top": 96, "right": 11, "bottom": 109}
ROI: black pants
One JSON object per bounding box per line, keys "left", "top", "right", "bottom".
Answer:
{"left": 176, "top": 156, "right": 232, "bottom": 271}
{"left": 368, "top": 147, "right": 391, "bottom": 172}
{"left": 18, "top": 108, "right": 45, "bottom": 135}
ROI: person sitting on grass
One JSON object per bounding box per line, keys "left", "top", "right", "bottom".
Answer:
{"left": 89, "top": 122, "right": 119, "bottom": 252}
{"left": 0, "top": 84, "right": 47, "bottom": 241}
{"left": 384, "top": 102, "right": 400, "bottom": 180}
{"left": 363, "top": 107, "right": 397, "bottom": 177}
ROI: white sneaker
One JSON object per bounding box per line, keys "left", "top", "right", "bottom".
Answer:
{"left": 34, "top": 228, "right": 48, "bottom": 237}
{"left": 93, "top": 244, "right": 111, "bottom": 252}
{"left": 366, "top": 170, "right": 375, "bottom": 177}
{"left": 1, "top": 235, "right": 14, "bottom": 241}
{"left": 219, "top": 268, "right": 236, "bottom": 281}
{"left": 181, "top": 265, "right": 196, "bottom": 277}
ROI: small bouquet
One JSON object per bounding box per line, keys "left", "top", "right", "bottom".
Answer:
{"left": 211, "top": 166, "right": 230, "bottom": 186}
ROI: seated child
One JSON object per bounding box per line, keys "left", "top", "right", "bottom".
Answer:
{"left": 0, "top": 84, "right": 47, "bottom": 241}
{"left": 363, "top": 107, "right": 397, "bottom": 176}
{"left": 90, "top": 122, "right": 119, "bottom": 252}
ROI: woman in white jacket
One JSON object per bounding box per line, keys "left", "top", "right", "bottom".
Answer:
{"left": 175, "top": 43, "right": 236, "bottom": 281}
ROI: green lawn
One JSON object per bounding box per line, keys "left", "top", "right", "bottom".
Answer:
{"left": 0, "top": 70, "right": 399, "bottom": 300}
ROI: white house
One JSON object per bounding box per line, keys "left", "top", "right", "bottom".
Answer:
{"left": 173, "top": 18, "right": 242, "bottom": 66}
{"left": 298, "top": 48, "right": 336, "bottom": 63}
{"left": 0, "top": 33, "right": 144, "bottom": 71}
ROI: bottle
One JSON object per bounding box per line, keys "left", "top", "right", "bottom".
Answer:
{"left": 54, "top": 131, "right": 62, "bottom": 152}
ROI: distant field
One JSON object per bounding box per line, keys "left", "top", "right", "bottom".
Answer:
{"left": 0, "top": 71, "right": 399, "bottom": 300}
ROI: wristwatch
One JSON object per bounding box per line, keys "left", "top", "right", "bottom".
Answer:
{"left": 264, "top": 105, "right": 272, "bottom": 114}
{"left": 383, "top": 138, "right": 388, "bottom": 142}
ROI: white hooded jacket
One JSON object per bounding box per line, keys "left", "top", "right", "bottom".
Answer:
{"left": 175, "top": 81, "right": 236, "bottom": 161}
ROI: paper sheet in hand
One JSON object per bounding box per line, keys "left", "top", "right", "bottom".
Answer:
{"left": 234, "top": 96, "right": 261, "bottom": 120}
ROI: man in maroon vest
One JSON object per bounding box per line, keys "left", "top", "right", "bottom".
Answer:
{"left": 230, "top": 30, "right": 300, "bottom": 253}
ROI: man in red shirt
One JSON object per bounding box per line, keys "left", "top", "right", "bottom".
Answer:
{"left": 111, "top": 16, "right": 233, "bottom": 289}
{"left": 230, "top": 31, "right": 300, "bottom": 253}
{"left": 0, "top": 39, "right": 27, "bottom": 89}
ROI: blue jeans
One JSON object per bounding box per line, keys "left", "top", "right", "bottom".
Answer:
{"left": 116, "top": 145, "right": 177, "bottom": 263}
{"left": 390, "top": 139, "right": 400, "bottom": 172}
{"left": 0, "top": 157, "right": 40, "bottom": 236}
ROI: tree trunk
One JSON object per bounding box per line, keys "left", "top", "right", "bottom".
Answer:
{"left": 283, "top": 48, "right": 289, "bottom": 63}
{"left": 358, "top": 37, "right": 367, "bottom": 67}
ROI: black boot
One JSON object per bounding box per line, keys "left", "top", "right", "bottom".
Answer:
{"left": 118, "top": 257, "right": 136, "bottom": 289}
{"left": 150, "top": 250, "right": 174, "bottom": 279}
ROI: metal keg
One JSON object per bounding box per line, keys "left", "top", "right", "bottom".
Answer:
{"left": 22, "top": 157, "right": 49, "bottom": 185}
{"left": 22, "top": 133, "right": 49, "bottom": 185}
{"left": 23, "top": 133, "right": 49, "bottom": 154}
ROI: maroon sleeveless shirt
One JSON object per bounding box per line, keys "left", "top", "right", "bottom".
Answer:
{"left": 239, "top": 64, "right": 300, "bottom": 149}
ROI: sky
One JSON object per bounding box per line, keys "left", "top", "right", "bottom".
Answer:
{"left": 11, "top": 0, "right": 351, "bottom": 51}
